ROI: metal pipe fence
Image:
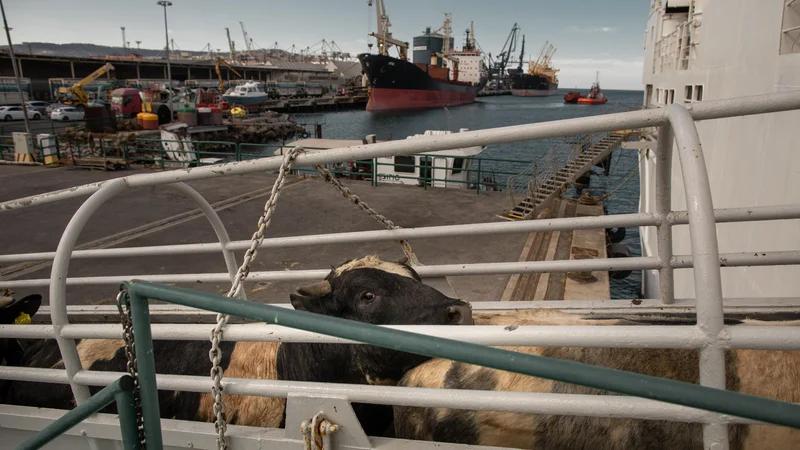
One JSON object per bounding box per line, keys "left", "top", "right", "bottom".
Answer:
{"left": 15, "top": 375, "right": 139, "bottom": 450}
{"left": 0, "top": 91, "right": 798, "bottom": 449}
{"left": 123, "top": 280, "right": 800, "bottom": 450}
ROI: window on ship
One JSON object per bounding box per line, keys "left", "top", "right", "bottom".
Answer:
{"left": 394, "top": 155, "right": 416, "bottom": 173}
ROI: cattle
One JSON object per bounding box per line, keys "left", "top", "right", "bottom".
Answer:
{"left": 0, "top": 293, "right": 41, "bottom": 367}
{"left": 6, "top": 256, "right": 472, "bottom": 437}
{"left": 394, "top": 309, "right": 800, "bottom": 449}
{"left": 0, "top": 293, "right": 42, "bottom": 400}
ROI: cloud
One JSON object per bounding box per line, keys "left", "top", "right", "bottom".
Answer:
{"left": 568, "top": 26, "right": 617, "bottom": 33}
{"left": 552, "top": 57, "right": 644, "bottom": 90}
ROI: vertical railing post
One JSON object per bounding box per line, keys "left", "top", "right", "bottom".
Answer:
{"left": 667, "top": 104, "right": 727, "bottom": 450}
{"left": 115, "top": 383, "right": 142, "bottom": 450}
{"left": 655, "top": 125, "right": 675, "bottom": 304}
{"left": 127, "top": 285, "right": 164, "bottom": 450}
{"left": 477, "top": 158, "right": 482, "bottom": 195}
{"left": 372, "top": 158, "right": 377, "bottom": 187}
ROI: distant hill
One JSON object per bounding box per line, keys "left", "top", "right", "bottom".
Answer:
{"left": 0, "top": 42, "right": 207, "bottom": 58}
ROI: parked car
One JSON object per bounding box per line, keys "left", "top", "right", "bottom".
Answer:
{"left": 45, "top": 103, "right": 70, "bottom": 115}
{"left": 50, "top": 107, "right": 84, "bottom": 121}
{"left": 0, "top": 105, "right": 41, "bottom": 121}
{"left": 25, "top": 101, "right": 51, "bottom": 114}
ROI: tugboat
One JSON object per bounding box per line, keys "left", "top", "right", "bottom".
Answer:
{"left": 576, "top": 72, "right": 608, "bottom": 105}
{"left": 564, "top": 91, "right": 581, "bottom": 103}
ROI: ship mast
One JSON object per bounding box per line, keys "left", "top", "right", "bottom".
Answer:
{"left": 469, "top": 21, "right": 476, "bottom": 50}
{"left": 367, "top": 0, "right": 409, "bottom": 59}
{"left": 432, "top": 13, "right": 453, "bottom": 55}
{"left": 517, "top": 34, "right": 525, "bottom": 72}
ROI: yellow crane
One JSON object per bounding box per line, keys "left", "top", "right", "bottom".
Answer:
{"left": 59, "top": 63, "right": 115, "bottom": 108}
{"left": 215, "top": 57, "right": 241, "bottom": 90}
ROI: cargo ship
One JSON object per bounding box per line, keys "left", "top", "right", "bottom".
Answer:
{"left": 510, "top": 41, "right": 559, "bottom": 97}
{"left": 359, "top": 2, "right": 486, "bottom": 112}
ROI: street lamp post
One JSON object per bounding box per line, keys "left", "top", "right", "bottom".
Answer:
{"left": 157, "top": 1, "right": 173, "bottom": 88}
{"left": 0, "top": 0, "right": 30, "bottom": 135}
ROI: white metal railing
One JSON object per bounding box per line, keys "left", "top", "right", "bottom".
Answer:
{"left": 0, "top": 91, "right": 799, "bottom": 449}
{"left": 653, "top": 19, "right": 696, "bottom": 73}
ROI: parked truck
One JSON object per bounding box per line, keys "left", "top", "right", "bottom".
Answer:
{"left": 110, "top": 86, "right": 197, "bottom": 125}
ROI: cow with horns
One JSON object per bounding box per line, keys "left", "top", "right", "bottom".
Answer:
{"left": 4, "top": 256, "right": 472, "bottom": 437}
{"left": 394, "top": 309, "right": 800, "bottom": 449}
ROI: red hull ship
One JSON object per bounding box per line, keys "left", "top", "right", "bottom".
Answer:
{"left": 360, "top": 3, "right": 486, "bottom": 112}
{"left": 359, "top": 53, "right": 482, "bottom": 112}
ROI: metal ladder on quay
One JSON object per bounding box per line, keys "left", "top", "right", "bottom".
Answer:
{"left": 505, "top": 132, "right": 626, "bottom": 220}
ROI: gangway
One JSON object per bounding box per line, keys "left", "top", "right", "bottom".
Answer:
{"left": 505, "top": 132, "right": 626, "bottom": 220}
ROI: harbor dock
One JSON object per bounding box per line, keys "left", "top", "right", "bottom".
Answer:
{"left": 0, "top": 164, "right": 613, "bottom": 308}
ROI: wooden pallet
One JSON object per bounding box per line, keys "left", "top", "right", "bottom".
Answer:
{"left": 72, "top": 157, "right": 129, "bottom": 171}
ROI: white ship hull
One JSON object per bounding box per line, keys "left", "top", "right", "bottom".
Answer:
{"left": 639, "top": 0, "right": 800, "bottom": 299}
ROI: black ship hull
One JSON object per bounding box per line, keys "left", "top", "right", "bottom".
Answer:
{"left": 510, "top": 73, "right": 558, "bottom": 97}
{"left": 358, "top": 53, "right": 485, "bottom": 112}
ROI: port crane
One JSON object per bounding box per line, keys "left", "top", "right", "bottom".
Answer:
{"left": 430, "top": 14, "right": 460, "bottom": 75}
{"left": 367, "top": 0, "right": 409, "bottom": 60}
{"left": 489, "top": 22, "right": 520, "bottom": 84}
{"left": 513, "top": 34, "right": 526, "bottom": 74}
{"left": 240, "top": 22, "right": 253, "bottom": 52}
{"left": 58, "top": 62, "right": 115, "bottom": 108}
{"left": 214, "top": 57, "right": 241, "bottom": 90}
{"left": 529, "top": 41, "right": 558, "bottom": 77}
{"left": 225, "top": 27, "right": 236, "bottom": 60}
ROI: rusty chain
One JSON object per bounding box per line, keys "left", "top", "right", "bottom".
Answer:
{"left": 314, "top": 165, "right": 419, "bottom": 265}
{"left": 209, "top": 146, "right": 304, "bottom": 449}
{"left": 116, "top": 288, "right": 147, "bottom": 448}
{"left": 209, "top": 147, "right": 419, "bottom": 449}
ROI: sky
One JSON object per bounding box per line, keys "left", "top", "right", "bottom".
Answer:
{"left": 3, "top": 0, "right": 651, "bottom": 89}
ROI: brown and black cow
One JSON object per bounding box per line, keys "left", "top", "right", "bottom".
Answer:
{"left": 395, "top": 309, "right": 800, "bottom": 449}
{"left": 7, "top": 256, "right": 472, "bottom": 437}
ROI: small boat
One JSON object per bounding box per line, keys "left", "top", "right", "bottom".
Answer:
{"left": 577, "top": 72, "right": 608, "bottom": 105}
{"left": 221, "top": 80, "right": 269, "bottom": 107}
{"left": 564, "top": 91, "right": 581, "bottom": 103}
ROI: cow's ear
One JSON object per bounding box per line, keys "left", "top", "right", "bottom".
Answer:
{"left": 0, "top": 294, "right": 41, "bottom": 324}
{"left": 290, "top": 280, "right": 330, "bottom": 312}
{"left": 18, "top": 294, "right": 42, "bottom": 316}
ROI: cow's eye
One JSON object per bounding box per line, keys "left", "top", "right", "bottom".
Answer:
{"left": 361, "top": 292, "right": 376, "bottom": 303}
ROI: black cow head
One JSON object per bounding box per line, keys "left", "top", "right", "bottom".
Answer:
{"left": 290, "top": 255, "right": 472, "bottom": 326}
{"left": 0, "top": 294, "right": 41, "bottom": 326}
{"left": 289, "top": 256, "right": 472, "bottom": 385}
{"left": 0, "top": 293, "right": 42, "bottom": 402}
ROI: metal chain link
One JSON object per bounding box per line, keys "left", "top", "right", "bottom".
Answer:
{"left": 314, "top": 165, "right": 419, "bottom": 266}
{"left": 116, "top": 288, "right": 146, "bottom": 448}
{"left": 209, "top": 148, "right": 420, "bottom": 449}
{"left": 209, "top": 146, "right": 304, "bottom": 450}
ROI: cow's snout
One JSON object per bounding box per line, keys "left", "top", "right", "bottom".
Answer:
{"left": 446, "top": 302, "right": 473, "bottom": 325}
